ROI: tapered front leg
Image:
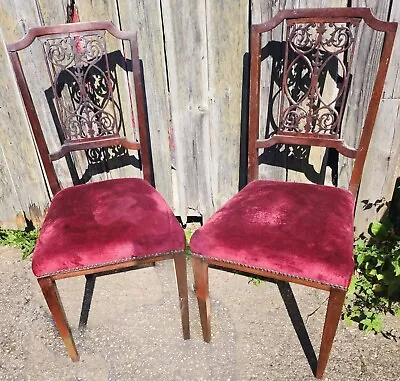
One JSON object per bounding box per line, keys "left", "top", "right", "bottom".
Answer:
{"left": 316, "top": 288, "right": 346, "bottom": 379}
{"left": 192, "top": 257, "right": 211, "bottom": 342}
{"left": 38, "top": 277, "right": 79, "bottom": 361}
{"left": 174, "top": 253, "right": 190, "bottom": 339}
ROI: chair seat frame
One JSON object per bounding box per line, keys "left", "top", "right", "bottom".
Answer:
{"left": 191, "top": 7, "right": 397, "bottom": 379}
{"left": 7, "top": 21, "right": 190, "bottom": 361}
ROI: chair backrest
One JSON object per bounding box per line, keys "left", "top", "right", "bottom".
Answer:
{"left": 248, "top": 8, "right": 397, "bottom": 196}
{"left": 7, "top": 21, "right": 150, "bottom": 196}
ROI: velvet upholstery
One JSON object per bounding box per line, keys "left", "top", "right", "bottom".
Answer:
{"left": 32, "top": 178, "right": 185, "bottom": 277}
{"left": 190, "top": 180, "right": 355, "bottom": 289}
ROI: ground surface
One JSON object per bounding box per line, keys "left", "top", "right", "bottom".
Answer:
{"left": 0, "top": 246, "right": 399, "bottom": 381}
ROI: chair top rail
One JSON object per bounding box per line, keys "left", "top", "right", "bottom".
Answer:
{"left": 252, "top": 7, "right": 397, "bottom": 34}
{"left": 7, "top": 21, "right": 137, "bottom": 52}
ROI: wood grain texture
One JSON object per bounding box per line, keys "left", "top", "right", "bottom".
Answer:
{"left": 283, "top": 0, "right": 347, "bottom": 186}
{"left": 352, "top": 0, "right": 400, "bottom": 234}
{"left": 0, "top": 0, "right": 50, "bottom": 227}
{"left": 252, "top": 0, "right": 290, "bottom": 182}
{"left": 117, "top": 0, "right": 174, "bottom": 207}
{"left": 384, "top": 0, "right": 400, "bottom": 99}
{"left": 206, "top": 1, "right": 248, "bottom": 211}
{"left": 0, "top": 0, "right": 399, "bottom": 234}
{"left": 252, "top": 0, "right": 346, "bottom": 185}
{"left": 338, "top": 0, "right": 391, "bottom": 189}
{"left": 342, "top": 0, "right": 399, "bottom": 234}
{"left": 161, "top": 0, "right": 210, "bottom": 221}
{"left": 35, "top": 0, "right": 67, "bottom": 25}
{"left": 354, "top": 99, "right": 400, "bottom": 234}
{"left": 1, "top": 0, "right": 75, "bottom": 193}
{"left": 72, "top": 0, "right": 142, "bottom": 184}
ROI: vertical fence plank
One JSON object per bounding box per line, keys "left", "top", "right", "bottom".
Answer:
{"left": 36, "top": 0, "right": 66, "bottom": 25}
{"left": 0, "top": 0, "right": 399, "bottom": 234}
{"left": 117, "top": 0, "right": 174, "bottom": 208}
{"left": 339, "top": 0, "right": 391, "bottom": 188}
{"left": 206, "top": 1, "right": 249, "bottom": 211}
{"left": 0, "top": 0, "right": 51, "bottom": 227}
{"left": 0, "top": 26, "right": 25, "bottom": 227}
{"left": 1, "top": 0, "right": 75, "bottom": 192}
{"left": 161, "top": 0, "right": 210, "bottom": 221}
{"left": 252, "top": 0, "right": 346, "bottom": 185}
{"left": 69, "top": 0, "right": 143, "bottom": 183}
{"left": 0, "top": 142, "right": 24, "bottom": 228}
{"left": 284, "top": 0, "right": 347, "bottom": 185}
{"left": 354, "top": 0, "right": 400, "bottom": 234}
{"left": 354, "top": 100, "right": 400, "bottom": 234}
{"left": 384, "top": 1, "right": 400, "bottom": 100}
{"left": 252, "top": 0, "right": 293, "bottom": 182}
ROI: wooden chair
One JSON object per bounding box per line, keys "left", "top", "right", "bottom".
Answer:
{"left": 7, "top": 21, "right": 189, "bottom": 361}
{"left": 190, "top": 8, "right": 396, "bottom": 379}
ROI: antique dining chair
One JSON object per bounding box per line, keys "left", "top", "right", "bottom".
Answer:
{"left": 7, "top": 21, "right": 189, "bottom": 361}
{"left": 190, "top": 8, "right": 397, "bottom": 379}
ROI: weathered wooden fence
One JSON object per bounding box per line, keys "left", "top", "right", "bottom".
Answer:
{"left": 0, "top": 0, "right": 399, "bottom": 234}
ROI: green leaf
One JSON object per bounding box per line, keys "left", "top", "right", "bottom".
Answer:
{"left": 347, "top": 276, "right": 358, "bottom": 294}
{"left": 370, "top": 222, "right": 389, "bottom": 238}
{"left": 357, "top": 253, "right": 366, "bottom": 266}
{"left": 371, "top": 316, "right": 383, "bottom": 333}
{"left": 393, "top": 262, "right": 400, "bottom": 277}
{"left": 372, "top": 284, "right": 384, "bottom": 293}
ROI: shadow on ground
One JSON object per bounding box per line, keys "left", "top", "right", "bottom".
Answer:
{"left": 0, "top": 247, "right": 399, "bottom": 380}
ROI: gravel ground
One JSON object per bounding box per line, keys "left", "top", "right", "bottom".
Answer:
{"left": 0, "top": 246, "right": 399, "bottom": 380}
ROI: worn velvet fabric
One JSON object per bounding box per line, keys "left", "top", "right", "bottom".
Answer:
{"left": 190, "top": 180, "right": 355, "bottom": 289}
{"left": 32, "top": 178, "right": 185, "bottom": 277}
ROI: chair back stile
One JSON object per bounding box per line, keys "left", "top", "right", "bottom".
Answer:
{"left": 6, "top": 22, "right": 190, "bottom": 364}
{"left": 247, "top": 7, "right": 397, "bottom": 197}
{"left": 6, "top": 21, "right": 152, "bottom": 196}
{"left": 190, "top": 7, "right": 397, "bottom": 379}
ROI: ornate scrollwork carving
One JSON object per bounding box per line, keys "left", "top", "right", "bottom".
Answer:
{"left": 85, "top": 144, "right": 128, "bottom": 165}
{"left": 42, "top": 32, "right": 119, "bottom": 141}
{"left": 279, "top": 20, "right": 359, "bottom": 137}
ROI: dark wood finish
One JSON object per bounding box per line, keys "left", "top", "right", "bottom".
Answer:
{"left": 49, "top": 137, "right": 141, "bottom": 162}
{"left": 38, "top": 277, "right": 78, "bottom": 362}
{"left": 192, "top": 257, "right": 211, "bottom": 342}
{"left": 8, "top": 22, "right": 188, "bottom": 361}
{"left": 196, "top": 7, "right": 397, "bottom": 380}
{"left": 316, "top": 289, "right": 346, "bottom": 379}
{"left": 37, "top": 252, "right": 189, "bottom": 359}
{"left": 50, "top": 252, "right": 175, "bottom": 281}
{"left": 7, "top": 21, "right": 152, "bottom": 194}
{"left": 247, "top": 7, "right": 397, "bottom": 199}
{"left": 174, "top": 254, "right": 190, "bottom": 340}
{"left": 202, "top": 256, "right": 332, "bottom": 291}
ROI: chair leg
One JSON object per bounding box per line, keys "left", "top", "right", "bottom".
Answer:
{"left": 174, "top": 254, "right": 190, "bottom": 339}
{"left": 38, "top": 277, "right": 79, "bottom": 362}
{"left": 192, "top": 257, "right": 211, "bottom": 342}
{"left": 316, "top": 288, "right": 346, "bottom": 379}
{"left": 78, "top": 274, "right": 96, "bottom": 331}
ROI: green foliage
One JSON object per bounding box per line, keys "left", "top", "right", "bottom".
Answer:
{"left": 344, "top": 216, "right": 400, "bottom": 333}
{"left": 0, "top": 227, "right": 39, "bottom": 259}
{"left": 184, "top": 228, "right": 194, "bottom": 257}
{"left": 248, "top": 277, "right": 264, "bottom": 286}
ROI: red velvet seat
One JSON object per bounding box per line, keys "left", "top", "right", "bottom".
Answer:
{"left": 190, "top": 180, "right": 354, "bottom": 290}
{"left": 189, "top": 8, "right": 397, "bottom": 380}
{"left": 33, "top": 178, "right": 185, "bottom": 278}
{"left": 8, "top": 22, "right": 190, "bottom": 362}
